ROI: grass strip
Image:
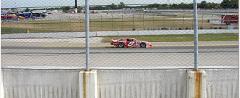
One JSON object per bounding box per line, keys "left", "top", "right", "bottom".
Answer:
{"left": 102, "top": 33, "right": 238, "bottom": 42}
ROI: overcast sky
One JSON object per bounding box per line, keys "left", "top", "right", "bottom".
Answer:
{"left": 2, "top": 0, "right": 223, "bottom": 8}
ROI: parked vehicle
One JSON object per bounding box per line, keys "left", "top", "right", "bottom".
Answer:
{"left": 17, "top": 12, "right": 47, "bottom": 19}
{"left": 221, "top": 15, "right": 238, "bottom": 25}
{"left": 111, "top": 38, "right": 152, "bottom": 48}
{"left": 1, "top": 13, "right": 18, "bottom": 20}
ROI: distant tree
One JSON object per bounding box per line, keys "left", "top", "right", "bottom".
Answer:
{"left": 221, "top": 0, "right": 238, "bottom": 9}
{"left": 206, "top": 2, "right": 221, "bottom": 9}
{"left": 110, "top": 3, "right": 118, "bottom": 9}
{"left": 97, "top": 1, "right": 232, "bottom": 10}
{"left": 118, "top": 2, "right": 126, "bottom": 9}
{"left": 199, "top": 1, "right": 207, "bottom": 9}
{"left": 178, "top": 3, "right": 192, "bottom": 9}
{"left": 61, "top": 6, "right": 71, "bottom": 13}
{"left": 91, "top": 6, "right": 106, "bottom": 10}
{"left": 106, "top": 3, "right": 118, "bottom": 9}
{"left": 24, "top": 8, "right": 31, "bottom": 12}
{"left": 171, "top": 4, "right": 179, "bottom": 9}
{"left": 146, "top": 3, "right": 194, "bottom": 9}
{"left": 160, "top": 4, "right": 169, "bottom": 9}
{"left": 91, "top": 2, "right": 127, "bottom": 10}
{"left": 77, "top": 6, "right": 82, "bottom": 13}
{"left": 232, "top": 0, "right": 239, "bottom": 8}
{"left": 221, "top": 0, "right": 230, "bottom": 8}
{"left": 147, "top": 3, "right": 159, "bottom": 8}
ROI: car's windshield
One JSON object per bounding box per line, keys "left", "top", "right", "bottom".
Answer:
{"left": 119, "top": 39, "right": 124, "bottom": 41}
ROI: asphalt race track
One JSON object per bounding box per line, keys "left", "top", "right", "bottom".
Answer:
{"left": 2, "top": 46, "right": 238, "bottom": 69}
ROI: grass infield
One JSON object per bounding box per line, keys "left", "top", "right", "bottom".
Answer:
{"left": 102, "top": 33, "right": 238, "bottom": 42}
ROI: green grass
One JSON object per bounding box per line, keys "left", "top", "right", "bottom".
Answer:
{"left": 1, "top": 27, "right": 28, "bottom": 34}
{"left": 1, "top": 27, "right": 60, "bottom": 34}
{"left": 1, "top": 16, "right": 214, "bottom": 34}
{"left": 102, "top": 33, "right": 239, "bottom": 42}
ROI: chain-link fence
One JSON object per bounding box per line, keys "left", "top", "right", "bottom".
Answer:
{"left": 1, "top": 0, "right": 239, "bottom": 98}
{"left": 2, "top": 0, "right": 238, "bottom": 69}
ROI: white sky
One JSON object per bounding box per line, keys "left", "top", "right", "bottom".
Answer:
{"left": 1, "top": 0, "right": 223, "bottom": 8}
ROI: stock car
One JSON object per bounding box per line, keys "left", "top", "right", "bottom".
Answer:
{"left": 111, "top": 38, "right": 152, "bottom": 48}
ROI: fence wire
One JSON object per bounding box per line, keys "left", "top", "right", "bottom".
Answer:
{"left": 1, "top": 0, "right": 239, "bottom": 98}
{"left": 1, "top": 0, "right": 239, "bottom": 69}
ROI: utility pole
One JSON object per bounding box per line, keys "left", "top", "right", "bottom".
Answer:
{"left": 75, "top": 0, "right": 78, "bottom": 13}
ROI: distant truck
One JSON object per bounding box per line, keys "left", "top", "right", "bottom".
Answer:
{"left": 18, "top": 12, "right": 47, "bottom": 19}
{"left": 18, "top": 12, "right": 32, "bottom": 19}
{"left": 221, "top": 15, "right": 238, "bottom": 25}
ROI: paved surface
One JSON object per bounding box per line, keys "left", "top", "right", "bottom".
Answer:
{"left": 2, "top": 46, "right": 238, "bottom": 69}
{"left": 2, "top": 37, "right": 238, "bottom": 48}
{"left": 2, "top": 29, "right": 238, "bottom": 39}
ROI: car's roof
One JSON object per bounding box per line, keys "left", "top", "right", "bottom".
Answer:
{"left": 119, "top": 38, "right": 136, "bottom": 39}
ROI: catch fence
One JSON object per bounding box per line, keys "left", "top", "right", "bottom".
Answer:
{"left": 1, "top": 0, "right": 239, "bottom": 98}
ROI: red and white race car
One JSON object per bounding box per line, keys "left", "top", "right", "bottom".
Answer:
{"left": 110, "top": 38, "right": 152, "bottom": 48}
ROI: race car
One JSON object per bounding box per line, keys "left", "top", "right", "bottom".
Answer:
{"left": 110, "top": 38, "right": 152, "bottom": 48}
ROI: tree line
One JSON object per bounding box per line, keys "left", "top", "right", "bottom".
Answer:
{"left": 90, "top": 0, "right": 238, "bottom": 10}
{"left": 50, "top": 0, "right": 237, "bottom": 13}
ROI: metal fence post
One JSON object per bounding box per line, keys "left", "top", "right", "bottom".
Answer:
{"left": 193, "top": 0, "right": 199, "bottom": 70}
{"left": 0, "top": 69, "right": 4, "bottom": 98}
{"left": 85, "top": 0, "right": 90, "bottom": 70}
{"left": 143, "top": 13, "right": 145, "bottom": 30}
{"left": 111, "top": 14, "right": 113, "bottom": 31}
{"left": 101, "top": 15, "right": 103, "bottom": 31}
{"left": 133, "top": 14, "right": 135, "bottom": 30}
{"left": 121, "top": 14, "right": 124, "bottom": 30}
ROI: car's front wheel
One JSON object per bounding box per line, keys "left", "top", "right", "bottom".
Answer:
{"left": 140, "top": 43, "right": 146, "bottom": 48}
{"left": 118, "top": 43, "right": 125, "bottom": 48}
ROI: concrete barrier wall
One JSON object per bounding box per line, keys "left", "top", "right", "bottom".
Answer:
{"left": 2, "top": 69, "right": 238, "bottom": 98}
{"left": 97, "top": 69, "right": 187, "bottom": 98}
{"left": 2, "top": 69, "right": 80, "bottom": 98}
{"left": 97, "top": 69, "right": 238, "bottom": 98}
{"left": 206, "top": 69, "right": 239, "bottom": 98}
